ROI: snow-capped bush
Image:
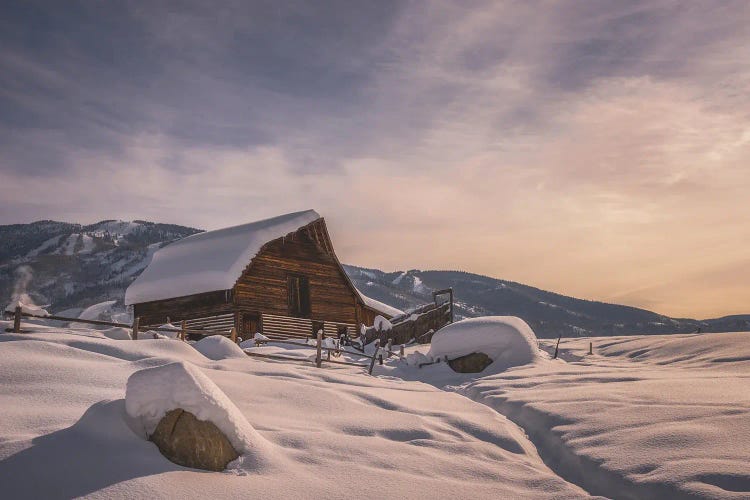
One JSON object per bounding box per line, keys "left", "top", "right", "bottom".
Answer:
{"left": 428, "top": 316, "right": 539, "bottom": 371}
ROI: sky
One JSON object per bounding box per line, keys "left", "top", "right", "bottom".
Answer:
{"left": 1, "top": 1, "right": 749, "bottom": 319}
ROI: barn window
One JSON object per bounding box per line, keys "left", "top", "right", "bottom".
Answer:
{"left": 288, "top": 275, "right": 311, "bottom": 318}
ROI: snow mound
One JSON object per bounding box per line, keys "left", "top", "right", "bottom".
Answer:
{"left": 78, "top": 300, "right": 117, "bottom": 321}
{"left": 125, "top": 361, "right": 275, "bottom": 469}
{"left": 100, "top": 327, "right": 132, "bottom": 340}
{"left": 373, "top": 315, "right": 392, "bottom": 331}
{"left": 428, "top": 316, "right": 539, "bottom": 370}
{"left": 156, "top": 323, "right": 182, "bottom": 339}
{"left": 193, "top": 336, "right": 247, "bottom": 360}
{"left": 4, "top": 298, "right": 49, "bottom": 317}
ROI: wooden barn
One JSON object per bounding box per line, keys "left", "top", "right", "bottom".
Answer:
{"left": 124, "top": 210, "right": 401, "bottom": 340}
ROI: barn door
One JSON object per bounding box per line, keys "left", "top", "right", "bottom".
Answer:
{"left": 243, "top": 313, "right": 260, "bottom": 337}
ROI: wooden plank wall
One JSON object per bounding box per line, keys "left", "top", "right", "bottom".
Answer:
{"left": 233, "top": 225, "right": 360, "bottom": 336}
{"left": 134, "top": 290, "right": 233, "bottom": 327}
{"left": 358, "top": 305, "right": 383, "bottom": 327}
{"left": 261, "top": 314, "right": 355, "bottom": 340}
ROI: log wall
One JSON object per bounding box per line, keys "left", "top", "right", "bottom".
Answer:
{"left": 133, "top": 290, "right": 233, "bottom": 327}
{"left": 233, "top": 226, "right": 360, "bottom": 337}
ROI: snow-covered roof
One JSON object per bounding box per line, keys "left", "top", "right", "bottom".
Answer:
{"left": 125, "top": 210, "right": 320, "bottom": 305}
{"left": 357, "top": 290, "right": 404, "bottom": 317}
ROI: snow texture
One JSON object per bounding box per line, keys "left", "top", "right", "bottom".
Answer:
{"left": 192, "top": 336, "right": 247, "bottom": 360}
{"left": 125, "top": 361, "right": 273, "bottom": 468}
{"left": 125, "top": 210, "right": 320, "bottom": 305}
{"left": 455, "top": 332, "right": 750, "bottom": 499}
{"left": 4, "top": 298, "right": 49, "bottom": 316}
{"left": 79, "top": 300, "right": 117, "bottom": 321}
{"left": 358, "top": 291, "right": 404, "bottom": 317}
{"left": 373, "top": 315, "right": 393, "bottom": 331}
{"left": 156, "top": 323, "right": 182, "bottom": 339}
{"left": 428, "top": 316, "right": 539, "bottom": 370}
{"left": 0, "top": 321, "right": 586, "bottom": 498}
{"left": 100, "top": 327, "right": 133, "bottom": 340}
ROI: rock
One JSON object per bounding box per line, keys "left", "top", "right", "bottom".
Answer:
{"left": 149, "top": 408, "right": 239, "bottom": 471}
{"left": 447, "top": 352, "right": 493, "bottom": 373}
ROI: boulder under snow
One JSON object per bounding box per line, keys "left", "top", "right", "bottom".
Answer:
{"left": 125, "top": 361, "right": 275, "bottom": 471}
{"left": 428, "top": 316, "right": 539, "bottom": 372}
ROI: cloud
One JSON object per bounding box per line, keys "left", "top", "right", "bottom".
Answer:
{"left": 0, "top": 1, "right": 749, "bottom": 318}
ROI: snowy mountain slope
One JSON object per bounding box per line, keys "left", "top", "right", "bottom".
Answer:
{"left": 344, "top": 265, "right": 750, "bottom": 338}
{"left": 1, "top": 221, "right": 748, "bottom": 338}
{"left": 0, "top": 220, "right": 200, "bottom": 314}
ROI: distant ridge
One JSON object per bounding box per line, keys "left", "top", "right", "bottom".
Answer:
{"left": 1, "top": 220, "right": 748, "bottom": 338}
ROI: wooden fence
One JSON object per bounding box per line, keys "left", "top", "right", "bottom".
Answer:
{"left": 363, "top": 301, "right": 452, "bottom": 346}
{"left": 3, "top": 306, "right": 232, "bottom": 341}
{"left": 3, "top": 306, "right": 407, "bottom": 375}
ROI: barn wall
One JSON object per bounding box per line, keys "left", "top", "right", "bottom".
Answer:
{"left": 133, "top": 290, "right": 233, "bottom": 327}
{"left": 359, "top": 305, "right": 383, "bottom": 327}
{"left": 233, "top": 229, "right": 360, "bottom": 336}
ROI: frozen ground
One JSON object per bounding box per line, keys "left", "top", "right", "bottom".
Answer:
{"left": 2, "top": 318, "right": 749, "bottom": 499}
{"left": 0, "top": 320, "right": 585, "bottom": 499}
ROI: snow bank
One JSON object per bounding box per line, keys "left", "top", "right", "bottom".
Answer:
{"left": 460, "top": 332, "right": 750, "bottom": 499}
{"left": 0, "top": 325, "right": 590, "bottom": 498}
{"left": 428, "top": 316, "right": 539, "bottom": 370}
{"left": 100, "top": 327, "right": 132, "bottom": 340}
{"left": 125, "top": 362, "right": 274, "bottom": 468}
{"left": 156, "top": 323, "right": 182, "bottom": 339}
{"left": 4, "top": 298, "right": 49, "bottom": 317}
{"left": 357, "top": 292, "right": 404, "bottom": 317}
{"left": 78, "top": 300, "right": 117, "bottom": 321}
{"left": 193, "top": 336, "right": 247, "bottom": 360}
{"left": 373, "top": 315, "right": 392, "bottom": 331}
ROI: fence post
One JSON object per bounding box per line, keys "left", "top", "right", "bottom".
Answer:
{"left": 589, "top": 342, "right": 593, "bottom": 355}
{"left": 315, "top": 329, "right": 323, "bottom": 368}
{"left": 181, "top": 320, "right": 186, "bottom": 341}
{"left": 400, "top": 344, "right": 404, "bottom": 357}
{"left": 553, "top": 335, "right": 561, "bottom": 359}
{"left": 386, "top": 338, "right": 393, "bottom": 358}
{"left": 230, "top": 327, "right": 237, "bottom": 344}
{"left": 13, "top": 305, "right": 22, "bottom": 333}
{"left": 132, "top": 317, "right": 139, "bottom": 341}
{"left": 368, "top": 339, "right": 380, "bottom": 375}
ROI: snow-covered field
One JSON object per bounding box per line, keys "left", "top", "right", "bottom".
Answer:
{"left": 1, "top": 318, "right": 749, "bottom": 499}
{"left": 458, "top": 334, "right": 750, "bottom": 499}
{"left": 0, "top": 320, "right": 584, "bottom": 499}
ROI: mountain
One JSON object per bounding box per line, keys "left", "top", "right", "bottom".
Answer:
{"left": 1, "top": 220, "right": 748, "bottom": 338}
{"left": 344, "top": 266, "right": 750, "bottom": 338}
{"left": 0, "top": 220, "right": 200, "bottom": 320}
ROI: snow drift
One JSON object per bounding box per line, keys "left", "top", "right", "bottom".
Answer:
{"left": 192, "top": 336, "right": 247, "bottom": 360}
{"left": 125, "top": 361, "right": 275, "bottom": 469}
{"left": 4, "top": 298, "right": 49, "bottom": 317}
{"left": 428, "top": 316, "right": 539, "bottom": 371}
